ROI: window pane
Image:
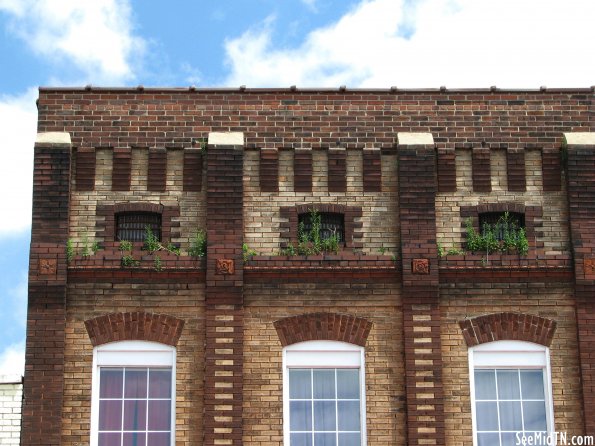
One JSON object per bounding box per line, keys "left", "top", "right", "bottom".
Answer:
{"left": 123, "top": 432, "right": 146, "bottom": 446}
{"left": 337, "top": 401, "right": 360, "bottom": 431}
{"left": 291, "top": 432, "right": 313, "bottom": 446}
{"left": 147, "top": 432, "right": 171, "bottom": 446}
{"left": 496, "top": 370, "right": 520, "bottom": 399}
{"left": 474, "top": 370, "right": 497, "bottom": 400}
{"left": 123, "top": 400, "right": 147, "bottom": 431}
{"left": 100, "top": 368, "right": 123, "bottom": 398}
{"left": 290, "top": 401, "right": 312, "bottom": 431}
{"left": 99, "top": 399, "right": 122, "bottom": 430}
{"left": 149, "top": 370, "right": 172, "bottom": 398}
{"left": 148, "top": 400, "right": 171, "bottom": 431}
{"left": 523, "top": 401, "right": 547, "bottom": 431}
{"left": 476, "top": 401, "right": 499, "bottom": 431}
{"left": 314, "top": 432, "right": 337, "bottom": 446}
{"left": 477, "top": 432, "right": 500, "bottom": 446}
{"left": 501, "top": 432, "right": 519, "bottom": 446}
{"left": 314, "top": 401, "right": 336, "bottom": 431}
{"left": 290, "top": 370, "right": 312, "bottom": 399}
{"left": 338, "top": 432, "right": 361, "bottom": 446}
{"left": 336, "top": 370, "right": 359, "bottom": 399}
{"left": 313, "top": 370, "right": 336, "bottom": 399}
{"left": 498, "top": 401, "right": 522, "bottom": 431}
{"left": 125, "top": 369, "right": 148, "bottom": 398}
{"left": 520, "top": 371, "right": 545, "bottom": 400}
{"left": 99, "top": 432, "right": 122, "bottom": 446}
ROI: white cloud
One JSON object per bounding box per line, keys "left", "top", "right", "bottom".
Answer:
{"left": 0, "top": 0, "right": 144, "bottom": 84}
{"left": 224, "top": 0, "right": 595, "bottom": 88}
{"left": 0, "top": 89, "right": 37, "bottom": 234}
{"left": 0, "top": 342, "right": 25, "bottom": 377}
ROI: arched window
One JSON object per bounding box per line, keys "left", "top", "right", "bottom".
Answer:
{"left": 283, "top": 340, "right": 366, "bottom": 446}
{"left": 469, "top": 340, "right": 554, "bottom": 446}
{"left": 90, "top": 340, "right": 176, "bottom": 446}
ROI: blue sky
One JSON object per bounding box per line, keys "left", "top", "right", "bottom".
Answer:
{"left": 0, "top": 0, "right": 593, "bottom": 376}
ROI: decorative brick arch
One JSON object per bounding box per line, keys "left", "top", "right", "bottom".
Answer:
{"left": 274, "top": 312, "right": 373, "bottom": 347}
{"left": 459, "top": 312, "right": 556, "bottom": 347}
{"left": 279, "top": 203, "right": 363, "bottom": 250}
{"left": 85, "top": 312, "right": 185, "bottom": 347}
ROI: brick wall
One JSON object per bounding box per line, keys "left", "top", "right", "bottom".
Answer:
{"left": 435, "top": 148, "right": 569, "bottom": 255}
{"left": 62, "top": 282, "right": 205, "bottom": 446}
{"left": 243, "top": 280, "right": 405, "bottom": 445}
{"left": 440, "top": 283, "right": 583, "bottom": 444}
{"left": 0, "top": 376, "right": 22, "bottom": 445}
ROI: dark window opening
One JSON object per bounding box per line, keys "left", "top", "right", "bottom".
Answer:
{"left": 479, "top": 212, "right": 525, "bottom": 241}
{"left": 116, "top": 212, "right": 161, "bottom": 242}
{"left": 298, "top": 212, "right": 345, "bottom": 243}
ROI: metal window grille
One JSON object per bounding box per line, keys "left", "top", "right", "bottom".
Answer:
{"left": 298, "top": 212, "right": 345, "bottom": 243}
{"left": 116, "top": 212, "right": 161, "bottom": 242}
{"left": 478, "top": 212, "right": 524, "bottom": 241}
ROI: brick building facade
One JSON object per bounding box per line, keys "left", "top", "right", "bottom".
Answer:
{"left": 23, "top": 87, "right": 594, "bottom": 445}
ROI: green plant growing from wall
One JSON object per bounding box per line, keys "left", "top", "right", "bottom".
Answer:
{"left": 121, "top": 254, "right": 139, "bottom": 267}
{"left": 66, "top": 239, "right": 74, "bottom": 263}
{"left": 188, "top": 229, "right": 207, "bottom": 257}
{"left": 465, "top": 212, "right": 529, "bottom": 258}
{"left": 119, "top": 240, "right": 133, "bottom": 252}
{"left": 284, "top": 209, "right": 342, "bottom": 256}
{"left": 143, "top": 226, "right": 181, "bottom": 256}
{"left": 243, "top": 243, "right": 258, "bottom": 261}
{"left": 154, "top": 255, "right": 162, "bottom": 272}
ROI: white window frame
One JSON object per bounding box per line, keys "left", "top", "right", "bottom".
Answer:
{"left": 90, "top": 340, "right": 176, "bottom": 446}
{"left": 283, "top": 340, "right": 367, "bottom": 446}
{"left": 468, "top": 340, "right": 555, "bottom": 446}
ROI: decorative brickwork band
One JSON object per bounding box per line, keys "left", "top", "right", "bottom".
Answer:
{"left": 259, "top": 148, "right": 279, "bottom": 192}
{"left": 362, "top": 148, "right": 382, "bottom": 192}
{"left": 294, "top": 149, "right": 312, "bottom": 192}
{"left": 541, "top": 148, "right": 562, "bottom": 192}
{"left": 274, "top": 313, "right": 373, "bottom": 347}
{"left": 506, "top": 148, "right": 526, "bottom": 192}
{"left": 472, "top": 147, "right": 492, "bottom": 192}
{"left": 279, "top": 203, "right": 363, "bottom": 250}
{"left": 183, "top": 148, "right": 203, "bottom": 192}
{"left": 459, "top": 312, "right": 557, "bottom": 347}
{"left": 564, "top": 132, "right": 595, "bottom": 434}
{"left": 23, "top": 133, "right": 72, "bottom": 446}
{"left": 397, "top": 133, "right": 445, "bottom": 446}
{"left": 437, "top": 147, "right": 457, "bottom": 192}
{"left": 327, "top": 148, "right": 347, "bottom": 192}
{"left": 84, "top": 312, "right": 185, "bottom": 347}
{"left": 112, "top": 147, "right": 132, "bottom": 191}
{"left": 147, "top": 148, "right": 167, "bottom": 192}
{"left": 75, "top": 147, "right": 96, "bottom": 191}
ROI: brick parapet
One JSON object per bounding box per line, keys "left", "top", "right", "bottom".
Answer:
{"left": 23, "top": 134, "right": 71, "bottom": 446}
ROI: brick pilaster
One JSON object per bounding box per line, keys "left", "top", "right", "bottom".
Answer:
{"left": 112, "top": 147, "right": 131, "bottom": 191}
{"left": 259, "top": 148, "right": 279, "bottom": 192}
{"left": 147, "top": 147, "right": 167, "bottom": 192}
{"left": 183, "top": 148, "right": 203, "bottom": 192}
{"left": 437, "top": 147, "right": 456, "bottom": 193}
{"left": 205, "top": 132, "right": 245, "bottom": 446}
{"left": 506, "top": 148, "right": 526, "bottom": 192}
{"left": 542, "top": 148, "right": 562, "bottom": 192}
{"left": 74, "top": 147, "right": 95, "bottom": 191}
{"left": 564, "top": 132, "right": 595, "bottom": 434}
{"left": 294, "top": 148, "right": 312, "bottom": 192}
{"left": 397, "top": 133, "right": 445, "bottom": 446}
{"left": 362, "top": 148, "right": 382, "bottom": 192}
{"left": 22, "top": 132, "right": 71, "bottom": 446}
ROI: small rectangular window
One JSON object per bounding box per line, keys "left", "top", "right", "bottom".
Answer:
{"left": 116, "top": 213, "right": 161, "bottom": 242}
{"left": 298, "top": 212, "right": 345, "bottom": 243}
{"left": 478, "top": 212, "right": 524, "bottom": 242}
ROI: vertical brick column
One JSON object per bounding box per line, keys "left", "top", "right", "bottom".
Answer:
{"left": 397, "top": 133, "right": 445, "bottom": 446}
{"left": 472, "top": 147, "right": 491, "bottom": 192}
{"left": 205, "top": 132, "right": 245, "bottom": 446}
{"left": 564, "top": 132, "right": 595, "bottom": 434}
{"left": 22, "top": 132, "right": 71, "bottom": 446}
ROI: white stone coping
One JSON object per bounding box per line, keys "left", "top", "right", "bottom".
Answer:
{"left": 563, "top": 132, "right": 595, "bottom": 146}
{"left": 0, "top": 374, "right": 22, "bottom": 384}
{"left": 35, "top": 132, "right": 71, "bottom": 145}
{"left": 397, "top": 132, "right": 434, "bottom": 146}
{"left": 208, "top": 132, "right": 244, "bottom": 146}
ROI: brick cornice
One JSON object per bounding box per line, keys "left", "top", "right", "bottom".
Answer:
{"left": 459, "top": 312, "right": 557, "bottom": 347}
{"left": 84, "top": 312, "right": 185, "bottom": 347}
{"left": 274, "top": 312, "right": 373, "bottom": 347}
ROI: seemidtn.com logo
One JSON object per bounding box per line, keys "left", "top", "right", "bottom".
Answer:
{"left": 516, "top": 432, "right": 594, "bottom": 446}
